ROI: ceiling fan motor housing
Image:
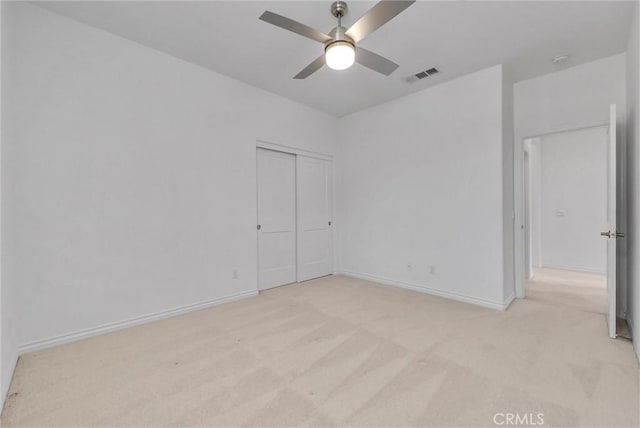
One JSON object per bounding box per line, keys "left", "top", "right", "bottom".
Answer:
{"left": 326, "top": 27, "right": 355, "bottom": 52}
{"left": 331, "top": 1, "right": 348, "bottom": 18}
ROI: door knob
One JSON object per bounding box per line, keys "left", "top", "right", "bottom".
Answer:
{"left": 257, "top": 224, "right": 261, "bottom": 230}
{"left": 601, "top": 231, "right": 625, "bottom": 238}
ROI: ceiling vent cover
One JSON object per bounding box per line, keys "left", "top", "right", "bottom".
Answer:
{"left": 415, "top": 67, "right": 439, "bottom": 79}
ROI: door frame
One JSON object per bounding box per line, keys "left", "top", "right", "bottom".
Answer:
{"left": 606, "top": 104, "right": 617, "bottom": 338}
{"left": 513, "top": 121, "right": 622, "bottom": 300}
{"left": 255, "top": 140, "right": 336, "bottom": 283}
{"left": 523, "top": 147, "right": 532, "bottom": 281}
{"left": 257, "top": 140, "right": 332, "bottom": 162}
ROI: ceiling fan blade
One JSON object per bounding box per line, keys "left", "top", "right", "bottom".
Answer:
{"left": 294, "top": 55, "right": 326, "bottom": 79}
{"left": 345, "top": 1, "right": 415, "bottom": 43}
{"left": 355, "top": 47, "right": 398, "bottom": 76}
{"left": 259, "top": 11, "right": 332, "bottom": 44}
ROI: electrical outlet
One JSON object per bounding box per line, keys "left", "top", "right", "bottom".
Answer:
{"left": 232, "top": 269, "right": 239, "bottom": 279}
{"left": 429, "top": 266, "right": 436, "bottom": 275}
{"left": 407, "top": 263, "right": 413, "bottom": 271}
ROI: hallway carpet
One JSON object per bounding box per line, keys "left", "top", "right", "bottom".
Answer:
{"left": 2, "top": 275, "right": 638, "bottom": 427}
{"left": 526, "top": 268, "right": 607, "bottom": 314}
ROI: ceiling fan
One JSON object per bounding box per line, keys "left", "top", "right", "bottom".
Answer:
{"left": 259, "top": 1, "right": 415, "bottom": 79}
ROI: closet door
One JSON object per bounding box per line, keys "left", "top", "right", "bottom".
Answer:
{"left": 257, "top": 148, "right": 297, "bottom": 290}
{"left": 297, "top": 155, "right": 333, "bottom": 281}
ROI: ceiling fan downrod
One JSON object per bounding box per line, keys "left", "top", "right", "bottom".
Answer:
{"left": 331, "top": 1, "right": 348, "bottom": 41}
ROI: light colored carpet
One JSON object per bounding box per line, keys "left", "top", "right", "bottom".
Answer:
{"left": 2, "top": 275, "right": 638, "bottom": 427}
{"left": 526, "top": 268, "right": 607, "bottom": 314}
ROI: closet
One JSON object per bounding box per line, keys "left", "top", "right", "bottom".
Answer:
{"left": 256, "top": 147, "right": 333, "bottom": 290}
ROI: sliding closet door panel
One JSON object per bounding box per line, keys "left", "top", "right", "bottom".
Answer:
{"left": 297, "top": 156, "right": 333, "bottom": 281}
{"left": 257, "top": 148, "right": 296, "bottom": 290}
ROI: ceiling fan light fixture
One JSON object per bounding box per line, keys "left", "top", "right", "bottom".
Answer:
{"left": 325, "top": 40, "right": 355, "bottom": 70}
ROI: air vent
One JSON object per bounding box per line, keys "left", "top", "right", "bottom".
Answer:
{"left": 415, "top": 67, "right": 439, "bottom": 79}
{"left": 405, "top": 67, "right": 440, "bottom": 83}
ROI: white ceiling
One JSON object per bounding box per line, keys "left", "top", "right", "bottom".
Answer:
{"left": 34, "top": 1, "right": 636, "bottom": 117}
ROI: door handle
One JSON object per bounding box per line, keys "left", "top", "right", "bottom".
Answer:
{"left": 257, "top": 224, "right": 261, "bottom": 230}
{"left": 600, "top": 231, "right": 625, "bottom": 238}
{"left": 328, "top": 221, "right": 332, "bottom": 226}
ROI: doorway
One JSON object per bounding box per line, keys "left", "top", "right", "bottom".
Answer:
{"left": 256, "top": 146, "right": 334, "bottom": 290}
{"left": 522, "top": 126, "right": 609, "bottom": 314}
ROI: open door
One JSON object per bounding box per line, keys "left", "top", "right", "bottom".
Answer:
{"left": 602, "top": 104, "right": 618, "bottom": 338}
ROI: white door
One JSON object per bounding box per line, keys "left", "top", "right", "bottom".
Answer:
{"left": 603, "top": 105, "right": 618, "bottom": 338}
{"left": 297, "top": 156, "right": 333, "bottom": 281}
{"left": 257, "top": 148, "right": 297, "bottom": 290}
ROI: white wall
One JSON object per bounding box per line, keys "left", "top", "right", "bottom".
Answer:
{"left": 535, "top": 127, "right": 608, "bottom": 274}
{"left": 336, "top": 65, "right": 510, "bottom": 309}
{"left": 514, "top": 54, "right": 627, "bottom": 313}
{"left": 2, "top": 1, "right": 337, "bottom": 377}
{"left": 625, "top": 4, "right": 639, "bottom": 360}
{"left": 0, "top": 0, "right": 9, "bottom": 404}
{"left": 502, "top": 68, "right": 515, "bottom": 303}
{"left": 515, "top": 54, "right": 626, "bottom": 139}
{"left": 0, "top": 0, "right": 21, "bottom": 404}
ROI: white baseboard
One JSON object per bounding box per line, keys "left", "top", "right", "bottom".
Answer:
{"left": 338, "top": 270, "right": 513, "bottom": 311}
{"left": 540, "top": 263, "right": 606, "bottom": 275}
{"left": 503, "top": 292, "right": 516, "bottom": 310}
{"left": 1, "top": 351, "right": 19, "bottom": 411}
{"left": 17, "top": 289, "right": 259, "bottom": 355}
